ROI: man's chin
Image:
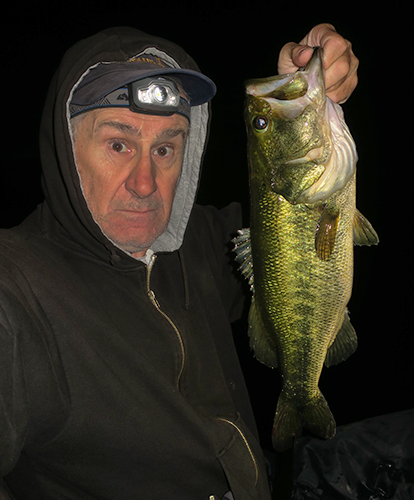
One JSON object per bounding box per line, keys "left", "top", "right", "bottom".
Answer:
{"left": 101, "top": 223, "right": 167, "bottom": 256}
{"left": 95, "top": 209, "right": 170, "bottom": 255}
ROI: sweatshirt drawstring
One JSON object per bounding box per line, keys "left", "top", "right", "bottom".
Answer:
{"left": 178, "top": 249, "right": 190, "bottom": 310}
{"left": 107, "top": 245, "right": 122, "bottom": 266}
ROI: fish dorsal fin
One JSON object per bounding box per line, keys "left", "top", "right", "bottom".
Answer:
{"left": 248, "top": 296, "right": 278, "bottom": 368}
{"left": 315, "top": 204, "right": 340, "bottom": 261}
{"left": 232, "top": 228, "right": 254, "bottom": 292}
{"left": 353, "top": 209, "right": 379, "bottom": 246}
{"left": 324, "top": 309, "right": 358, "bottom": 367}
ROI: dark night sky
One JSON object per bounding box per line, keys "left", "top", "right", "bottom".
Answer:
{"left": 2, "top": 1, "right": 413, "bottom": 448}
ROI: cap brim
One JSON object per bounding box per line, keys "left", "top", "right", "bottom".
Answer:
{"left": 72, "top": 61, "right": 216, "bottom": 107}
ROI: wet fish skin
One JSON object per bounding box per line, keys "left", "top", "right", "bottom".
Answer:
{"left": 234, "top": 48, "right": 378, "bottom": 452}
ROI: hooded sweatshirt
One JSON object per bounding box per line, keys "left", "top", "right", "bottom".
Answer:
{"left": 0, "top": 27, "right": 271, "bottom": 500}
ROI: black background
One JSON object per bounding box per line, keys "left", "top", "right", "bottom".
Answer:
{"left": 2, "top": 1, "right": 413, "bottom": 450}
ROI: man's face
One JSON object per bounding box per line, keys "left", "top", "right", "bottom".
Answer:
{"left": 73, "top": 108, "right": 189, "bottom": 258}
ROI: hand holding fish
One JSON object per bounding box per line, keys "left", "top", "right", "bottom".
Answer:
{"left": 278, "top": 23, "right": 358, "bottom": 104}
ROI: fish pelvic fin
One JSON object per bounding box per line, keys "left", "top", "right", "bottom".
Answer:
{"left": 315, "top": 203, "right": 340, "bottom": 261}
{"left": 232, "top": 228, "right": 254, "bottom": 292}
{"left": 353, "top": 209, "right": 379, "bottom": 246}
{"left": 325, "top": 309, "right": 358, "bottom": 367}
{"left": 272, "top": 389, "right": 336, "bottom": 452}
{"left": 248, "top": 296, "right": 278, "bottom": 368}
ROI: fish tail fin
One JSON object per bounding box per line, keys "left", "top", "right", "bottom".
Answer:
{"left": 301, "top": 391, "right": 336, "bottom": 441}
{"left": 272, "top": 390, "right": 302, "bottom": 452}
{"left": 272, "top": 389, "right": 336, "bottom": 452}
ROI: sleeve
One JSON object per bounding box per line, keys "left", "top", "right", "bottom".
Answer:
{"left": 193, "top": 202, "right": 248, "bottom": 323}
{"left": 0, "top": 260, "right": 70, "bottom": 478}
{"left": 217, "top": 202, "right": 249, "bottom": 323}
{"left": 0, "top": 289, "right": 30, "bottom": 476}
{"left": 0, "top": 479, "right": 16, "bottom": 500}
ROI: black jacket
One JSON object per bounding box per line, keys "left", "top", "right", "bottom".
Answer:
{"left": 0, "top": 27, "right": 271, "bottom": 499}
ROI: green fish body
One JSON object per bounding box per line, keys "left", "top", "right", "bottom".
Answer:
{"left": 234, "top": 49, "right": 378, "bottom": 452}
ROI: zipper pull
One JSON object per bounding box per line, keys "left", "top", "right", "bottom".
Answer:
{"left": 148, "top": 289, "right": 161, "bottom": 309}
{"left": 146, "top": 253, "right": 160, "bottom": 308}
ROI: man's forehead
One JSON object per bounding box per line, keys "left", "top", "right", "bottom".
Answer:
{"left": 88, "top": 108, "right": 189, "bottom": 137}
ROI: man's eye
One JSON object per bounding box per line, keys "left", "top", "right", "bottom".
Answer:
{"left": 110, "top": 141, "right": 129, "bottom": 153}
{"left": 154, "top": 146, "right": 172, "bottom": 157}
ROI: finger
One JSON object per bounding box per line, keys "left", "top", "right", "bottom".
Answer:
{"left": 299, "top": 23, "right": 339, "bottom": 53}
{"left": 278, "top": 23, "right": 359, "bottom": 103}
{"left": 277, "top": 43, "right": 314, "bottom": 74}
{"left": 326, "top": 61, "right": 359, "bottom": 103}
{"left": 324, "top": 44, "right": 359, "bottom": 103}
{"left": 277, "top": 23, "right": 344, "bottom": 74}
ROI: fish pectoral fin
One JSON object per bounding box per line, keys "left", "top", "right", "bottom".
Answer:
{"left": 232, "top": 228, "right": 254, "bottom": 292}
{"left": 353, "top": 209, "right": 379, "bottom": 246}
{"left": 248, "top": 296, "right": 278, "bottom": 368}
{"left": 315, "top": 204, "right": 340, "bottom": 261}
{"left": 325, "top": 309, "right": 358, "bottom": 367}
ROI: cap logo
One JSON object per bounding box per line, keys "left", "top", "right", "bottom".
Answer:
{"left": 116, "top": 92, "right": 128, "bottom": 101}
{"left": 127, "top": 55, "right": 167, "bottom": 68}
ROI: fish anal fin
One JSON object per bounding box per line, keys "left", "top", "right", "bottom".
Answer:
{"left": 315, "top": 204, "right": 340, "bottom": 261}
{"left": 325, "top": 309, "right": 358, "bottom": 367}
{"left": 353, "top": 209, "right": 379, "bottom": 246}
{"left": 248, "top": 296, "right": 278, "bottom": 368}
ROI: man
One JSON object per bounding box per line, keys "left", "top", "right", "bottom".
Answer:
{"left": 0, "top": 24, "right": 357, "bottom": 499}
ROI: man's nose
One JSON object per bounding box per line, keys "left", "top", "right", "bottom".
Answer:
{"left": 125, "top": 154, "right": 157, "bottom": 199}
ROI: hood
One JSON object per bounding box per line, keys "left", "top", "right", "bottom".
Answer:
{"left": 39, "top": 26, "right": 212, "bottom": 266}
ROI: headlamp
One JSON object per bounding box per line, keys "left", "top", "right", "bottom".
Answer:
{"left": 70, "top": 77, "right": 191, "bottom": 121}
{"left": 129, "top": 77, "right": 183, "bottom": 115}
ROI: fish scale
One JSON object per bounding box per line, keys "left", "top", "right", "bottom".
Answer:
{"left": 233, "top": 48, "right": 379, "bottom": 451}
{"left": 253, "top": 178, "right": 354, "bottom": 378}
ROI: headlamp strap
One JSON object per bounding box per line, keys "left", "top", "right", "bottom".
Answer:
{"left": 70, "top": 82, "right": 191, "bottom": 121}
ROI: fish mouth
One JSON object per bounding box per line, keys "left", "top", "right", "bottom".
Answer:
{"left": 245, "top": 47, "right": 325, "bottom": 114}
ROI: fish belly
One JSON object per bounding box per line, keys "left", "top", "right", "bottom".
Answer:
{"left": 250, "top": 175, "right": 355, "bottom": 450}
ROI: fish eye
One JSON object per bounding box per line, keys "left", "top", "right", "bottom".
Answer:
{"left": 253, "top": 116, "right": 268, "bottom": 132}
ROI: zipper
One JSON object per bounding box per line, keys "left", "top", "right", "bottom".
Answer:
{"left": 146, "top": 254, "right": 185, "bottom": 390}
{"left": 218, "top": 417, "right": 259, "bottom": 486}
{"left": 147, "top": 257, "right": 258, "bottom": 487}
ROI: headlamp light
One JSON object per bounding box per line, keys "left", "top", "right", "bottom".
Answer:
{"left": 129, "top": 77, "right": 182, "bottom": 115}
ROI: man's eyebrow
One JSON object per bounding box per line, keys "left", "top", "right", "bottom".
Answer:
{"left": 94, "top": 120, "right": 188, "bottom": 141}
{"left": 156, "top": 127, "right": 188, "bottom": 142}
{"left": 94, "top": 120, "right": 140, "bottom": 135}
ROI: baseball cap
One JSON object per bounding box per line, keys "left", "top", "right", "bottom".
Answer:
{"left": 70, "top": 54, "right": 216, "bottom": 119}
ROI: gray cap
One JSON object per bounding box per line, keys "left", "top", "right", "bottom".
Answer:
{"left": 71, "top": 54, "right": 216, "bottom": 107}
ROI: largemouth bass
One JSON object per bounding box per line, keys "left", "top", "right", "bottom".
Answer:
{"left": 233, "top": 48, "right": 379, "bottom": 452}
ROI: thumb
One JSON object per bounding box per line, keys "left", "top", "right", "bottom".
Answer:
{"left": 277, "top": 43, "right": 314, "bottom": 74}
